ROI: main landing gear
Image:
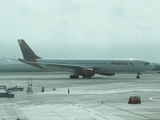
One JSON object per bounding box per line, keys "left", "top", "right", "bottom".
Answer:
{"left": 70, "top": 75, "right": 92, "bottom": 79}
{"left": 70, "top": 75, "right": 79, "bottom": 79}
{"left": 82, "top": 75, "right": 91, "bottom": 78}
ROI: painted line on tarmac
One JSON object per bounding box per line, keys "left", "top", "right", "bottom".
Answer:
{"left": 149, "top": 96, "right": 160, "bottom": 102}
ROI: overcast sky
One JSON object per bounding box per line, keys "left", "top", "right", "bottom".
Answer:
{"left": 0, "top": 0, "right": 160, "bottom": 62}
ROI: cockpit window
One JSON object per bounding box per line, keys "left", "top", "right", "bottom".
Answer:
{"left": 145, "top": 62, "right": 150, "bottom": 66}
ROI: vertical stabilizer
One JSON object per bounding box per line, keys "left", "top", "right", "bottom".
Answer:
{"left": 18, "top": 39, "right": 41, "bottom": 60}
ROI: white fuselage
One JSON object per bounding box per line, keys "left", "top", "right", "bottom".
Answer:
{"left": 17, "top": 39, "right": 155, "bottom": 78}
{"left": 36, "top": 58, "right": 154, "bottom": 74}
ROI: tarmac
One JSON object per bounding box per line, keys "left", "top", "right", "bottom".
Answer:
{"left": 0, "top": 72, "right": 159, "bottom": 120}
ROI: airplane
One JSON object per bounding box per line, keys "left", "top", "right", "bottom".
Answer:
{"left": 17, "top": 39, "right": 154, "bottom": 79}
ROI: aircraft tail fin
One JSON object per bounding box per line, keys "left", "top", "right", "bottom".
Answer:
{"left": 17, "top": 39, "right": 41, "bottom": 60}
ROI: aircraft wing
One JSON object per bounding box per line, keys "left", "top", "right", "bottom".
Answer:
{"left": 19, "top": 59, "right": 98, "bottom": 70}
{"left": 45, "top": 63, "right": 92, "bottom": 70}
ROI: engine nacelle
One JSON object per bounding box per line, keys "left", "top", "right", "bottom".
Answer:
{"left": 99, "top": 72, "right": 115, "bottom": 76}
{"left": 78, "top": 68, "right": 95, "bottom": 77}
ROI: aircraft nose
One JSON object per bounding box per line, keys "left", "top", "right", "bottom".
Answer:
{"left": 149, "top": 63, "right": 155, "bottom": 70}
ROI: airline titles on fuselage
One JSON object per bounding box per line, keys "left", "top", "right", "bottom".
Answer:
{"left": 111, "top": 61, "right": 134, "bottom": 66}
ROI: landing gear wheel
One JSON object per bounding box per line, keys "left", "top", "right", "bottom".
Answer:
{"left": 136, "top": 75, "right": 140, "bottom": 79}
{"left": 136, "top": 72, "right": 141, "bottom": 79}
{"left": 70, "top": 75, "right": 79, "bottom": 79}
{"left": 82, "top": 75, "right": 91, "bottom": 79}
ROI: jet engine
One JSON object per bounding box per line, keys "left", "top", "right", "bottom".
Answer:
{"left": 78, "top": 68, "right": 95, "bottom": 78}
{"left": 99, "top": 72, "right": 115, "bottom": 76}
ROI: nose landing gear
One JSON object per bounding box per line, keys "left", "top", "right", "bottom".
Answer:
{"left": 136, "top": 75, "right": 140, "bottom": 79}
{"left": 136, "top": 73, "right": 140, "bottom": 79}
